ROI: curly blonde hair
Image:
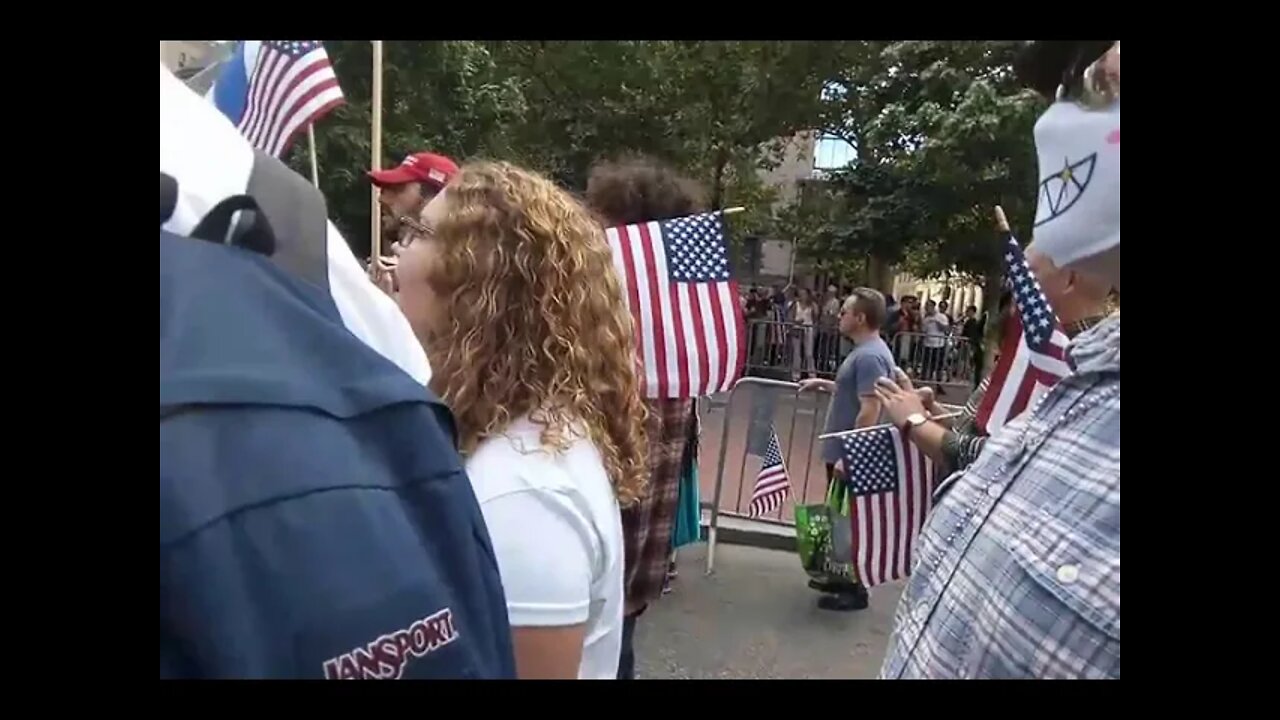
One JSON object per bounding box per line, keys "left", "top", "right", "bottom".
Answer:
{"left": 423, "top": 161, "right": 649, "bottom": 507}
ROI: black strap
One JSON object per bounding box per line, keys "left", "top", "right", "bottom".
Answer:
{"left": 244, "top": 148, "right": 330, "bottom": 291}
{"left": 160, "top": 172, "right": 178, "bottom": 225}
{"left": 189, "top": 194, "right": 277, "bottom": 257}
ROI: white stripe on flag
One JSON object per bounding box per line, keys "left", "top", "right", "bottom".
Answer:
{"left": 646, "top": 221, "right": 681, "bottom": 398}
{"left": 715, "top": 281, "right": 738, "bottom": 393}
{"left": 697, "top": 283, "right": 720, "bottom": 395}
{"left": 677, "top": 283, "right": 701, "bottom": 396}
{"left": 624, "top": 224, "right": 658, "bottom": 393}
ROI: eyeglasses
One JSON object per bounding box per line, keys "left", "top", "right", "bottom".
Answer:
{"left": 396, "top": 214, "right": 436, "bottom": 244}
{"left": 1057, "top": 41, "right": 1119, "bottom": 109}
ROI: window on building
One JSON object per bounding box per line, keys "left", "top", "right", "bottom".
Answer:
{"left": 813, "top": 134, "right": 856, "bottom": 172}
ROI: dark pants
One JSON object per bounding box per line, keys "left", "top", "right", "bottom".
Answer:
{"left": 617, "top": 609, "right": 642, "bottom": 680}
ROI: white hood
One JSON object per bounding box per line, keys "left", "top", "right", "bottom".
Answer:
{"left": 159, "top": 63, "right": 431, "bottom": 385}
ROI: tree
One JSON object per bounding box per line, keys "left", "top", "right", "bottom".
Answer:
{"left": 809, "top": 41, "right": 1046, "bottom": 306}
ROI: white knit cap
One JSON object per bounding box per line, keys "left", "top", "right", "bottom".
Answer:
{"left": 1028, "top": 98, "right": 1120, "bottom": 290}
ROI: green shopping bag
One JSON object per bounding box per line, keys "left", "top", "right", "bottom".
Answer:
{"left": 794, "top": 479, "right": 855, "bottom": 582}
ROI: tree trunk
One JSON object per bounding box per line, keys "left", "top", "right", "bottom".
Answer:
{"left": 866, "top": 255, "right": 892, "bottom": 294}
{"left": 979, "top": 272, "right": 1005, "bottom": 375}
{"left": 710, "top": 149, "right": 728, "bottom": 210}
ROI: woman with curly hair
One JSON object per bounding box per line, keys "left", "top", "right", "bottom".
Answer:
{"left": 391, "top": 161, "right": 649, "bottom": 679}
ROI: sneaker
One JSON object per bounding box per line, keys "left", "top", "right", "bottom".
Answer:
{"left": 817, "top": 590, "right": 869, "bottom": 612}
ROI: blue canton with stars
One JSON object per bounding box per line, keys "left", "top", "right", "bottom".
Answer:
{"left": 659, "top": 212, "right": 732, "bottom": 282}
{"left": 760, "top": 429, "right": 784, "bottom": 469}
{"left": 841, "top": 427, "right": 901, "bottom": 496}
{"left": 265, "top": 40, "right": 322, "bottom": 58}
{"left": 1001, "top": 233, "right": 1059, "bottom": 353}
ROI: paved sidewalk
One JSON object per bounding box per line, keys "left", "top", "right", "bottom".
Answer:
{"left": 633, "top": 543, "right": 905, "bottom": 679}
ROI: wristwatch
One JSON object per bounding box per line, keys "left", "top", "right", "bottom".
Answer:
{"left": 901, "top": 413, "right": 928, "bottom": 439}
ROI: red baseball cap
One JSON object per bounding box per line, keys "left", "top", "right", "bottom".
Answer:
{"left": 367, "top": 152, "right": 459, "bottom": 190}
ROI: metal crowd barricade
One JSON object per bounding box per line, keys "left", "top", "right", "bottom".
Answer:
{"left": 703, "top": 376, "right": 833, "bottom": 575}
{"left": 743, "top": 319, "right": 846, "bottom": 381}
{"left": 889, "top": 331, "right": 979, "bottom": 397}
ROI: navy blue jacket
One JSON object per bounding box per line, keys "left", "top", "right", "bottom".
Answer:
{"left": 159, "top": 230, "right": 515, "bottom": 679}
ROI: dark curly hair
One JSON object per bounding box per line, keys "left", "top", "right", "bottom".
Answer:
{"left": 584, "top": 155, "right": 709, "bottom": 226}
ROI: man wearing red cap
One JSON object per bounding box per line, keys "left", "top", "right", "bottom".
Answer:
{"left": 368, "top": 151, "right": 459, "bottom": 246}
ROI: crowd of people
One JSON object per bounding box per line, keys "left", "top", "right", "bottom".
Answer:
{"left": 742, "top": 285, "right": 987, "bottom": 390}
{"left": 159, "top": 38, "right": 1118, "bottom": 679}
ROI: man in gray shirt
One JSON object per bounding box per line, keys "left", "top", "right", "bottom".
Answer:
{"left": 799, "top": 288, "right": 896, "bottom": 611}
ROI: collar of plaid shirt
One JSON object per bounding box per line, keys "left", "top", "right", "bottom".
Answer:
{"left": 880, "top": 311, "right": 1120, "bottom": 679}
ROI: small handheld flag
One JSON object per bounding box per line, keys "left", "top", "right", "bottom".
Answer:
{"left": 840, "top": 426, "right": 936, "bottom": 588}
{"left": 974, "top": 232, "right": 1072, "bottom": 435}
{"left": 209, "top": 41, "right": 345, "bottom": 159}
{"left": 748, "top": 427, "right": 791, "bottom": 518}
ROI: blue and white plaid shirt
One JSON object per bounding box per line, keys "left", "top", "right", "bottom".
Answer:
{"left": 880, "top": 312, "right": 1120, "bottom": 679}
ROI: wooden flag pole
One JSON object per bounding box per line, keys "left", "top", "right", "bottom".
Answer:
{"left": 307, "top": 124, "right": 320, "bottom": 188}
{"left": 370, "top": 40, "right": 385, "bottom": 262}
{"left": 722, "top": 206, "right": 746, "bottom": 215}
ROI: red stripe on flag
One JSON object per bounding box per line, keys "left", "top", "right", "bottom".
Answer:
{"left": 237, "top": 50, "right": 275, "bottom": 137}
{"left": 728, "top": 279, "right": 747, "bottom": 391}
{"left": 244, "top": 51, "right": 285, "bottom": 146}
{"left": 636, "top": 223, "right": 669, "bottom": 398}
{"left": 974, "top": 315, "right": 1022, "bottom": 433}
{"left": 708, "top": 285, "right": 729, "bottom": 396}
{"left": 615, "top": 230, "right": 646, "bottom": 395}
{"left": 268, "top": 79, "right": 342, "bottom": 157}
{"left": 261, "top": 61, "right": 335, "bottom": 155}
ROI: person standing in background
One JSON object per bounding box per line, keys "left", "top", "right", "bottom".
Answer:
{"left": 960, "top": 305, "right": 985, "bottom": 388}
{"left": 584, "top": 155, "right": 707, "bottom": 680}
{"left": 820, "top": 285, "right": 844, "bottom": 372}
{"left": 789, "top": 287, "right": 819, "bottom": 380}
{"left": 798, "top": 288, "right": 896, "bottom": 612}
{"left": 920, "top": 300, "right": 950, "bottom": 382}
{"left": 368, "top": 151, "right": 459, "bottom": 248}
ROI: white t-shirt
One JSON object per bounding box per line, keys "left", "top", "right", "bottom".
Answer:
{"left": 159, "top": 63, "right": 431, "bottom": 386}
{"left": 922, "top": 312, "right": 950, "bottom": 348}
{"left": 465, "top": 415, "right": 624, "bottom": 680}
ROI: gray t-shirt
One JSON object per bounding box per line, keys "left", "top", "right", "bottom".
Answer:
{"left": 822, "top": 336, "right": 896, "bottom": 463}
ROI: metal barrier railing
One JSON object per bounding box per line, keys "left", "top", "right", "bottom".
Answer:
{"left": 743, "top": 319, "right": 846, "bottom": 380}
{"left": 704, "top": 376, "right": 833, "bottom": 575}
{"left": 888, "top": 331, "right": 980, "bottom": 393}
{"left": 699, "top": 375, "right": 969, "bottom": 575}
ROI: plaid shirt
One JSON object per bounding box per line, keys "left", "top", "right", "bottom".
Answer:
{"left": 623, "top": 398, "right": 694, "bottom": 614}
{"left": 881, "top": 312, "right": 1120, "bottom": 679}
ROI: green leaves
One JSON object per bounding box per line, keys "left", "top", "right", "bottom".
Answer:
{"left": 293, "top": 39, "right": 1044, "bottom": 295}
{"left": 796, "top": 41, "right": 1046, "bottom": 294}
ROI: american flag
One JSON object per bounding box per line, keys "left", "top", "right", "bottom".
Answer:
{"left": 606, "top": 211, "right": 747, "bottom": 398}
{"left": 840, "top": 426, "right": 936, "bottom": 588}
{"left": 209, "top": 41, "right": 345, "bottom": 158}
{"left": 974, "top": 233, "right": 1072, "bottom": 435}
{"left": 748, "top": 427, "right": 791, "bottom": 518}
